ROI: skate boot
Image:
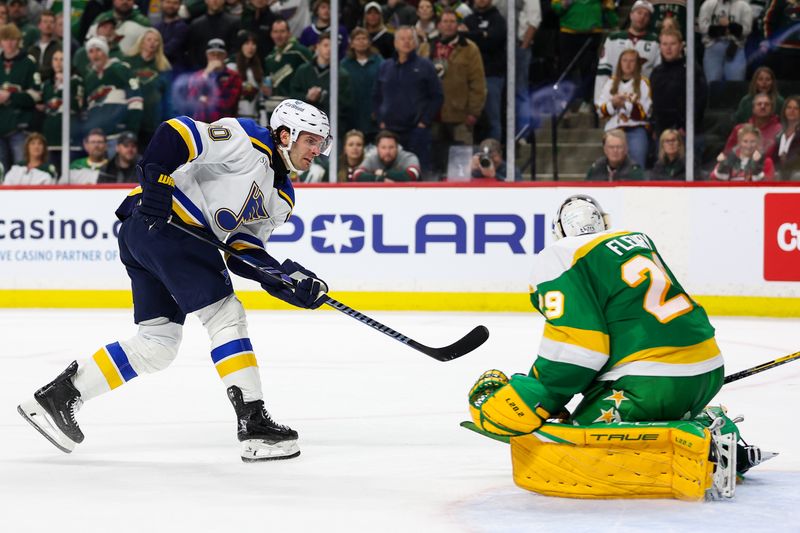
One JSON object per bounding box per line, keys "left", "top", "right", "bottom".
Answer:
{"left": 18, "top": 361, "right": 84, "bottom": 453}
{"left": 227, "top": 386, "right": 300, "bottom": 462}
{"left": 737, "top": 443, "right": 778, "bottom": 475}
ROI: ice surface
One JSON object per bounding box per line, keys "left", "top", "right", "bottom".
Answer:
{"left": 1, "top": 310, "right": 799, "bottom": 532}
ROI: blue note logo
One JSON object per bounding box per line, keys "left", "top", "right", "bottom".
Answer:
{"left": 215, "top": 182, "right": 269, "bottom": 232}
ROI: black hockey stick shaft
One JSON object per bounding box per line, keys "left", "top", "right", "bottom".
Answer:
{"left": 724, "top": 350, "right": 800, "bottom": 384}
{"left": 167, "top": 218, "right": 489, "bottom": 362}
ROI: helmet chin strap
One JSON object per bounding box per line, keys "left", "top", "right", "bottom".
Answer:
{"left": 278, "top": 143, "right": 303, "bottom": 174}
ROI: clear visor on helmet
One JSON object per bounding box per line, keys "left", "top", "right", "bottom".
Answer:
{"left": 296, "top": 131, "right": 333, "bottom": 157}
{"left": 319, "top": 134, "right": 333, "bottom": 156}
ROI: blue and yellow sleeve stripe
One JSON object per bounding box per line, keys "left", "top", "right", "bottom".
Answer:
{"left": 237, "top": 118, "right": 275, "bottom": 160}
{"left": 227, "top": 231, "right": 265, "bottom": 252}
{"left": 167, "top": 116, "right": 203, "bottom": 162}
{"left": 211, "top": 338, "right": 258, "bottom": 378}
{"left": 171, "top": 187, "right": 209, "bottom": 228}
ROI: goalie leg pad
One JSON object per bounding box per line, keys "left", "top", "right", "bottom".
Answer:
{"left": 509, "top": 421, "right": 715, "bottom": 501}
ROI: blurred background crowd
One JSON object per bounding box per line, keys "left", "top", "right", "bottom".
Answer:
{"left": 0, "top": 0, "right": 798, "bottom": 184}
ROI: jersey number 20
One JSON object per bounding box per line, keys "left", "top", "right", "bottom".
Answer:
{"left": 621, "top": 255, "right": 692, "bottom": 323}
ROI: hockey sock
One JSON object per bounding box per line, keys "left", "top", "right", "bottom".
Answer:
{"left": 73, "top": 319, "right": 183, "bottom": 401}
{"left": 198, "top": 295, "right": 263, "bottom": 403}
{"left": 73, "top": 342, "right": 139, "bottom": 401}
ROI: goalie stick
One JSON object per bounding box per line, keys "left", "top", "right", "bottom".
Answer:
{"left": 724, "top": 350, "right": 800, "bottom": 384}
{"left": 167, "top": 217, "right": 489, "bottom": 362}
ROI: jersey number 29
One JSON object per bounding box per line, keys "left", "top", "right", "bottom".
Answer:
{"left": 621, "top": 255, "right": 692, "bottom": 323}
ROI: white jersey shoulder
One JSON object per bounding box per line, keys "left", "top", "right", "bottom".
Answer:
{"left": 530, "top": 230, "right": 632, "bottom": 290}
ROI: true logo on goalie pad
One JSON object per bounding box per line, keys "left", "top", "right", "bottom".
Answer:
{"left": 588, "top": 433, "right": 659, "bottom": 441}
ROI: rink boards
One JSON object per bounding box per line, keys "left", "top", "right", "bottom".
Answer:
{"left": 0, "top": 183, "right": 798, "bottom": 316}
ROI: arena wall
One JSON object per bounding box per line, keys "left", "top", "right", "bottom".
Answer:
{"left": 1, "top": 183, "right": 798, "bottom": 316}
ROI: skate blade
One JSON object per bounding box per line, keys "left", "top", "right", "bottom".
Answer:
{"left": 17, "top": 399, "right": 76, "bottom": 454}
{"left": 240, "top": 439, "right": 300, "bottom": 462}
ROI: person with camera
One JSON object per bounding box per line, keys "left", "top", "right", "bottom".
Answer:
{"left": 470, "top": 138, "right": 521, "bottom": 182}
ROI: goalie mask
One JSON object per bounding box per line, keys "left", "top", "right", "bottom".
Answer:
{"left": 270, "top": 99, "right": 333, "bottom": 173}
{"left": 553, "top": 195, "right": 610, "bottom": 240}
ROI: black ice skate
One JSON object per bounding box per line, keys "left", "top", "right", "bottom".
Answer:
{"left": 227, "top": 386, "right": 300, "bottom": 462}
{"left": 17, "top": 361, "right": 84, "bottom": 453}
{"left": 737, "top": 443, "right": 779, "bottom": 476}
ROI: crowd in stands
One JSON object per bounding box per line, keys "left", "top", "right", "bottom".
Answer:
{"left": 0, "top": 0, "right": 798, "bottom": 185}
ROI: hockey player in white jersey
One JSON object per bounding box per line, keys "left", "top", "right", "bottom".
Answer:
{"left": 18, "top": 99, "right": 332, "bottom": 462}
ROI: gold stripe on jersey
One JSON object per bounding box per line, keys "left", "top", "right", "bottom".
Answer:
{"left": 215, "top": 352, "right": 258, "bottom": 378}
{"left": 597, "top": 355, "right": 724, "bottom": 380}
{"left": 127, "top": 186, "right": 142, "bottom": 196}
{"left": 571, "top": 231, "right": 632, "bottom": 266}
{"left": 229, "top": 242, "right": 261, "bottom": 252}
{"left": 539, "top": 324, "right": 610, "bottom": 371}
{"left": 167, "top": 118, "right": 198, "bottom": 161}
{"left": 277, "top": 188, "right": 294, "bottom": 209}
{"left": 543, "top": 323, "right": 610, "bottom": 355}
{"left": 249, "top": 136, "right": 273, "bottom": 159}
{"left": 613, "top": 337, "right": 722, "bottom": 368}
{"left": 92, "top": 347, "right": 123, "bottom": 389}
{"left": 598, "top": 338, "right": 724, "bottom": 380}
{"left": 171, "top": 198, "right": 204, "bottom": 227}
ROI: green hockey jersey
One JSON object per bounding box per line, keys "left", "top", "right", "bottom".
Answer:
{"left": 524, "top": 230, "right": 723, "bottom": 416}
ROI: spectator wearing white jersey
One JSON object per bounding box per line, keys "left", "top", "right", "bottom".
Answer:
{"left": 596, "top": 49, "right": 652, "bottom": 168}
{"left": 2, "top": 133, "right": 56, "bottom": 185}
{"left": 594, "top": 0, "right": 660, "bottom": 105}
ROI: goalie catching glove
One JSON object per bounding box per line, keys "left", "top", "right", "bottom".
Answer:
{"left": 468, "top": 369, "right": 549, "bottom": 437}
{"left": 134, "top": 163, "right": 175, "bottom": 232}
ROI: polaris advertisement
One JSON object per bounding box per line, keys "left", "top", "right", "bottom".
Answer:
{"left": 0, "top": 186, "right": 798, "bottom": 301}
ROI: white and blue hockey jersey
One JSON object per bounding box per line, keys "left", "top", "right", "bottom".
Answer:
{"left": 118, "top": 116, "right": 295, "bottom": 254}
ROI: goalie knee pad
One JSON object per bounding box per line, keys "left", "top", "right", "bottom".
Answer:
{"left": 509, "top": 421, "right": 715, "bottom": 501}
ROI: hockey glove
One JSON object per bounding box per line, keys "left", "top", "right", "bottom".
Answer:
{"left": 261, "top": 259, "right": 329, "bottom": 310}
{"left": 469, "top": 370, "right": 549, "bottom": 437}
{"left": 135, "top": 163, "right": 175, "bottom": 232}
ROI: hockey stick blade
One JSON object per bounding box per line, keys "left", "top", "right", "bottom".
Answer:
{"left": 167, "top": 217, "right": 488, "bottom": 362}
{"left": 320, "top": 298, "right": 489, "bottom": 361}
{"left": 409, "top": 325, "right": 490, "bottom": 361}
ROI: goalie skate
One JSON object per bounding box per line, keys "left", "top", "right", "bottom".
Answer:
{"left": 17, "top": 361, "right": 84, "bottom": 454}
{"left": 707, "top": 416, "right": 737, "bottom": 500}
{"left": 227, "top": 386, "right": 300, "bottom": 462}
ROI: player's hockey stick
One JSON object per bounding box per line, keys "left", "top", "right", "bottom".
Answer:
{"left": 724, "top": 350, "right": 800, "bottom": 384}
{"left": 167, "top": 217, "right": 489, "bottom": 362}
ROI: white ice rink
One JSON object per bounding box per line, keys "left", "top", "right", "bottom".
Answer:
{"left": 2, "top": 309, "right": 799, "bottom": 532}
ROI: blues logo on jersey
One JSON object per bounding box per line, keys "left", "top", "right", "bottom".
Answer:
{"left": 215, "top": 182, "right": 269, "bottom": 232}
